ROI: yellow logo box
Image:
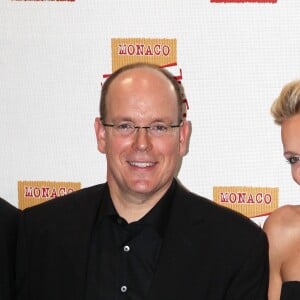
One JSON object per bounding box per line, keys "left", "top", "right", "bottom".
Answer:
{"left": 111, "top": 38, "right": 177, "bottom": 72}
{"left": 18, "top": 180, "right": 81, "bottom": 210}
{"left": 213, "top": 186, "right": 279, "bottom": 218}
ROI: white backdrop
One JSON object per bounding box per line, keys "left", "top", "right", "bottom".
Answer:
{"left": 1, "top": 0, "right": 300, "bottom": 224}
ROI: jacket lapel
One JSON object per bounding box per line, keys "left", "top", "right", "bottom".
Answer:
{"left": 147, "top": 182, "right": 207, "bottom": 299}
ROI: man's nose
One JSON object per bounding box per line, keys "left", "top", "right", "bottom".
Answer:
{"left": 132, "top": 127, "right": 152, "bottom": 151}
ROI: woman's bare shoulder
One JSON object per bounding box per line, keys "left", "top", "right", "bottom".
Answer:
{"left": 264, "top": 204, "right": 300, "bottom": 241}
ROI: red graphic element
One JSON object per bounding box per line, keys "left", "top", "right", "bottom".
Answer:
{"left": 211, "top": 0, "right": 276, "bottom": 2}
{"left": 254, "top": 212, "right": 272, "bottom": 218}
{"left": 12, "top": 0, "right": 75, "bottom": 2}
{"left": 182, "top": 99, "right": 189, "bottom": 110}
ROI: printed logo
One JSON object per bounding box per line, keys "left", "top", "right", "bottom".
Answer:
{"left": 18, "top": 180, "right": 81, "bottom": 210}
{"left": 111, "top": 38, "right": 177, "bottom": 72}
{"left": 213, "top": 186, "right": 278, "bottom": 218}
{"left": 12, "top": 0, "right": 75, "bottom": 2}
{"left": 211, "top": 0, "right": 276, "bottom": 3}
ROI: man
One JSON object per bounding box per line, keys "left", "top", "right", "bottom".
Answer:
{"left": 16, "top": 62, "right": 269, "bottom": 299}
{"left": 0, "top": 197, "right": 20, "bottom": 300}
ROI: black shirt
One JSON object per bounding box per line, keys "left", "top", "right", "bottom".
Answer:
{"left": 85, "top": 181, "right": 175, "bottom": 300}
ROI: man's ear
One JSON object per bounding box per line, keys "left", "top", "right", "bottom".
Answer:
{"left": 179, "top": 120, "right": 192, "bottom": 156}
{"left": 94, "top": 117, "right": 106, "bottom": 153}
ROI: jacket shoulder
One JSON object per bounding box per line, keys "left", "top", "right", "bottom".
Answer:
{"left": 0, "top": 197, "right": 20, "bottom": 225}
{"left": 22, "top": 184, "right": 105, "bottom": 227}
{"left": 176, "top": 183, "right": 263, "bottom": 234}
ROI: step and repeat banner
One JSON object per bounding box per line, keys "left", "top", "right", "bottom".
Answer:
{"left": 1, "top": 0, "right": 300, "bottom": 226}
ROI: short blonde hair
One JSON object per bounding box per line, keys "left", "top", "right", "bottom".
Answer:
{"left": 271, "top": 80, "right": 300, "bottom": 125}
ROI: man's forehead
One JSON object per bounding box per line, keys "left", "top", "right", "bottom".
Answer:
{"left": 116, "top": 66, "right": 162, "bottom": 80}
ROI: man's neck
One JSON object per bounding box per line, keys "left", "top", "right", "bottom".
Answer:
{"left": 107, "top": 184, "right": 171, "bottom": 223}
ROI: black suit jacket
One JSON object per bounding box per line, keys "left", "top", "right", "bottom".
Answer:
{"left": 16, "top": 181, "right": 268, "bottom": 300}
{"left": 0, "top": 198, "right": 20, "bottom": 300}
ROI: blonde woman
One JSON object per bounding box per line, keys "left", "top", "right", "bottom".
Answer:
{"left": 264, "top": 80, "right": 300, "bottom": 300}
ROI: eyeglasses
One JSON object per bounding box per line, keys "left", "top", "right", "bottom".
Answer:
{"left": 102, "top": 120, "right": 183, "bottom": 137}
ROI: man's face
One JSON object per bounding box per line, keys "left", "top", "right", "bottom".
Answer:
{"left": 95, "top": 67, "right": 190, "bottom": 201}
{"left": 281, "top": 113, "right": 300, "bottom": 185}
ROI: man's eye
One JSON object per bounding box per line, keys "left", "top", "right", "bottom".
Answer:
{"left": 152, "top": 125, "right": 168, "bottom": 132}
{"left": 287, "top": 156, "right": 300, "bottom": 165}
{"left": 117, "top": 123, "right": 133, "bottom": 130}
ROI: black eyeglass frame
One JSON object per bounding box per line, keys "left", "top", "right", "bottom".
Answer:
{"left": 101, "top": 120, "right": 183, "bottom": 136}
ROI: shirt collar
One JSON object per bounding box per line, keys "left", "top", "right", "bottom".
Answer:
{"left": 97, "top": 180, "right": 177, "bottom": 238}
